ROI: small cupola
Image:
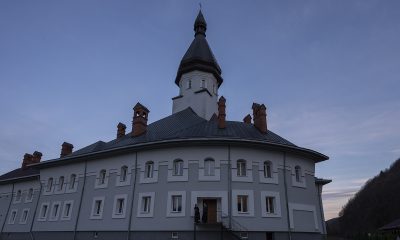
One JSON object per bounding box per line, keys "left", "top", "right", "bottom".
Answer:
{"left": 132, "top": 102, "right": 149, "bottom": 137}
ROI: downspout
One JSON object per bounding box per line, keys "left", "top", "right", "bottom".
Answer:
{"left": 317, "top": 184, "right": 327, "bottom": 238}
{"left": 283, "top": 152, "right": 292, "bottom": 240}
{"left": 127, "top": 152, "right": 138, "bottom": 240}
{"left": 73, "top": 160, "right": 88, "bottom": 240}
{"left": 29, "top": 179, "right": 43, "bottom": 240}
{"left": 0, "top": 183, "right": 14, "bottom": 235}
{"left": 227, "top": 145, "right": 232, "bottom": 229}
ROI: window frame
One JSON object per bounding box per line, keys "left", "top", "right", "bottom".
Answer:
{"left": 61, "top": 200, "right": 74, "bottom": 221}
{"left": 137, "top": 192, "right": 155, "bottom": 218}
{"left": 260, "top": 191, "right": 282, "bottom": 218}
{"left": 237, "top": 195, "right": 248, "bottom": 213}
{"left": 95, "top": 169, "right": 109, "bottom": 189}
{"left": 237, "top": 160, "right": 247, "bottom": 177}
{"left": 204, "top": 158, "right": 215, "bottom": 176}
{"left": 90, "top": 196, "right": 105, "bottom": 220}
{"left": 19, "top": 208, "right": 29, "bottom": 224}
{"left": 8, "top": 209, "right": 17, "bottom": 224}
{"left": 38, "top": 202, "right": 50, "bottom": 221}
{"left": 46, "top": 177, "right": 53, "bottom": 193}
{"left": 173, "top": 159, "right": 184, "bottom": 176}
{"left": 14, "top": 190, "right": 22, "bottom": 203}
{"left": 25, "top": 188, "right": 34, "bottom": 203}
{"left": 58, "top": 176, "right": 65, "bottom": 191}
{"left": 49, "top": 201, "right": 61, "bottom": 221}
{"left": 112, "top": 194, "right": 128, "bottom": 219}
{"left": 145, "top": 161, "right": 154, "bottom": 179}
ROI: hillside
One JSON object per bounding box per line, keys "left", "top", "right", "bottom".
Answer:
{"left": 327, "top": 158, "right": 400, "bottom": 237}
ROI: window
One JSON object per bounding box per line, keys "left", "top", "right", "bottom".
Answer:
{"left": 145, "top": 161, "right": 154, "bottom": 178}
{"left": 295, "top": 166, "right": 301, "bottom": 182}
{"left": 237, "top": 195, "right": 248, "bottom": 213}
{"left": 264, "top": 161, "right": 272, "bottom": 178}
{"left": 112, "top": 194, "right": 127, "bottom": 218}
{"left": 39, "top": 203, "right": 49, "bottom": 221}
{"left": 9, "top": 210, "right": 17, "bottom": 224}
{"left": 58, "top": 176, "right": 65, "bottom": 191}
{"left": 171, "top": 232, "right": 179, "bottom": 239}
{"left": 90, "top": 197, "right": 105, "bottom": 219}
{"left": 142, "top": 196, "right": 151, "bottom": 213}
{"left": 137, "top": 192, "right": 154, "bottom": 217}
{"left": 50, "top": 202, "right": 61, "bottom": 221}
{"left": 171, "top": 195, "right": 182, "bottom": 212}
{"left": 20, "top": 209, "right": 29, "bottom": 224}
{"left": 26, "top": 188, "right": 33, "bottom": 202}
{"left": 266, "top": 197, "right": 275, "bottom": 214}
{"left": 120, "top": 166, "right": 128, "bottom": 182}
{"left": 61, "top": 201, "right": 73, "bottom": 220}
{"left": 69, "top": 174, "right": 76, "bottom": 189}
{"left": 187, "top": 80, "right": 192, "bottom": 89}
{"left": 173, "top": 159, "right": 183, "bottom": 176}
{"left": 201, "top": 79, "right": 206, "bottom": 88}
{"left": 47, "top": 178, "right": 53, "bottom": 192}
{"left": 237, "top": 160, "right": 246, "bottom": 177}
{"left": 204, "top": 159, "right": 215, "bottom": 176}
{"left": 15, "top": 190, "right": 22, "bottom": 202}
{"left": 99, "top": 170, "right": 107, "bottom": 185}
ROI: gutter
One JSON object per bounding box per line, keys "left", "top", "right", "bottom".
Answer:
{"left": 127, "top": 152, "right": 138, "bottom": 240}
{"left": 73, "top": 160, "right": 88, "bottom": 240}
{"left": 0, "top": 183, "right": 14, "bottom": 235}
{"left": 31, "top": 138, "right": 328, "bottom": 169}
{"left": 29, "top": 180, "right": 43, "bottom": 240}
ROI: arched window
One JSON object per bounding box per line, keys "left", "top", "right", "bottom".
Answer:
{"left": 58, "top": 176, "right": 65, "bottom": 191}
{"left": 204, "top": 158, "right": 215, "bottom": 176}
{"left": 47, "top": 178, "right": 53, "bottom": 192}
{"left": 295, "top": 166, "right": 301, "bottom": 182}
{"left": 16, "top": 190, "right": 22, "bottom": 202}
{"left": 27, "top": 188, "right": 33, "bottom": 201}
{"left": 99, "top": 169, "right": 107, "bottom": 185}
{"left": 237, "top": 160, "right": 247, "bottom": 177}
{"left": 120, "top": 166, "right": 128, "bottom": 182}
{"left": 145, "top": 161, "right": 154, "bottom": 178}
{"left": 69, "top": 174, "right": 76, "bottom": 189}
{"left": 173, "top": 159, "right": 183, "bottom": 176}
{"left": 264, "top": 161, "right": 272, "bottom": 178}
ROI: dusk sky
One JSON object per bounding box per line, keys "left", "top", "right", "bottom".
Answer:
{"left": 1, "top": 1, "right": 399, "bottom": 220}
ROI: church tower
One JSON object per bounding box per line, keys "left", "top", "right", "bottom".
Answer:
{"left": 172, "top": 10, "right": 223, "bottom": 120}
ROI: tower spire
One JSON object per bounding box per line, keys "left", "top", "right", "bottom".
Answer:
{"left": 194, "top": 10, "right": 207, "bottom": 36}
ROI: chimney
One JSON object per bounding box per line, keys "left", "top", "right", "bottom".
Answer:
{"left": 21, "top": 153, "right": 33, "bottom": 169}
{"left": 132, "top": 102, "right": 149, "bottom": 137}
{"left": 252, "top": 103, "right": 267, "bottom": 134}
{"left": 32, "top": 151, "right": 42, "bottom": 163}
{"left": 217, "top": 96, "right": 226, "bottom": 129}
{"left": 243, "top": 114, "right": 252, "bottom": 124}
{"left": 117, "top": 122, "right": 127, "bottom": 139}
{"left": 60, "top": 142, "right": 74, "bottom": 157}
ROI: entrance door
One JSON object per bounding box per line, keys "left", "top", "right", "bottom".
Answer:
{"left": 203, "top": 199, "right": 217, "bottom": 223}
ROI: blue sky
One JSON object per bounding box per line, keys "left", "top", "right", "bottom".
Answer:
{"left": 0, "top": 1, "right": 399, "bottom": 220}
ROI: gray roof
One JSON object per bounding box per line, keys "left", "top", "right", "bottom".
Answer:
{"left": 175, "top": 11, "right": 223, "bottom": 86}
{"left": 44, "top": 107, "right": 327, "bottom": 165}
{"left": 0, "top": 167, "right": 39, "bottom": 184}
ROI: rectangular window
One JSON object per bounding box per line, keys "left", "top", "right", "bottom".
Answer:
{"left": 39, "top": 203, "right": 49, "bottom": 220}
{"left": 116, "top": 198, "right": 124, "bottom": 214}
{"left": 64, "top": 203, "right": 71, "bottom": 217}
{"left": 50, "top": 202, "right": 60, "bottom": 221}
{"left": 90, "top": 197, "right": 105, "bottom": 219}
{"left": 171, "top": 195, "right": 182, "bottom": 212}
{"left": 266, "top": 197, "right": 275, "bottom": 214}
{"left": 237, "top": 161, "right": 246, "bottom": 177}
{"left": 142, "top": 196, "right": 151, "bottom": 213}
{"left": 204, "top": 160, "right": 215, "bottom": 176}
{"left": 20, "top": 209, "right": 29, "bottom": 224}
{"left": 95, "top": 200, "right": 102, "bottom": 215}
{"left": 26, "top": 188, "right": 34, "bottom": 202}
{"left": 9, "top": 210, "right": 17, "bottom": 224}
{"left": 237, "top": 195, "right": 248, "bottom": 213}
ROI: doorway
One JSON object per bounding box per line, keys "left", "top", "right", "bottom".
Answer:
{"left": 203, "top": 199, "right": 217, "bottom": 223}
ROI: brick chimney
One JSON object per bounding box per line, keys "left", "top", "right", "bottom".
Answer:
{"left": 21, "top": 153, "right": 33, "bottom": 169}
{"left": 132, "top": 102, "right": 149, "bottom": 137}
{"left": 243, "top": 114, "right": 252, "bottom": 124}
{"left": 217, "top": 96, "right": 226, "bottom": 129}
{"left": 252, "top": 103, "right": 267, "bottom": 133}
{"left": 117, "top": 122, "right": 126, "bottom": 139}
{"left": 32, "top": 151, "right": 42, "bottom": 163}
{"left": 60, "top": 142, "right": 74, "bottom": 158}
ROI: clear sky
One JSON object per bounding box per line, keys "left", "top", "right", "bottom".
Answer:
{"left": 0, "top": 0, "right": 399, "bottom": 220}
